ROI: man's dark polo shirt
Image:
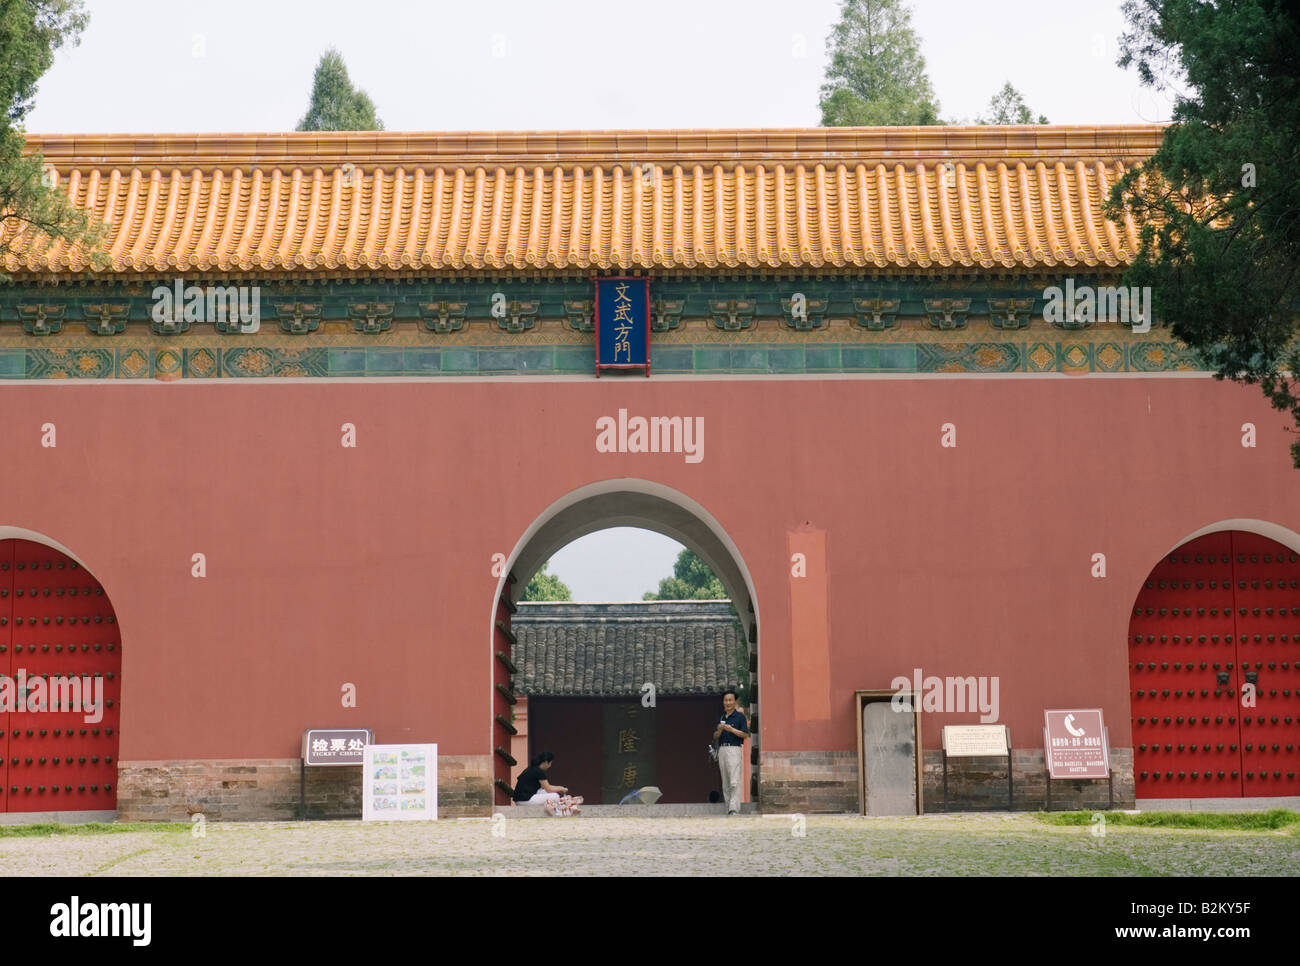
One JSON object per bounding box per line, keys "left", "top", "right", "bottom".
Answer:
{"left": 718, "top": 710, "right": 749, "bottom": 747}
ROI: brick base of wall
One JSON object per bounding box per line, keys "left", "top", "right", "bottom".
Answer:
{"left": 922, "top": 748, "right": 1135, "bottom": 812}
{"left": 116, "top": 756, "right": 493, "bottom": 821}
{"left": 758, "top": 751, "right": 859, "bottom": 812}
{"left": 757, "top": 749, "right": 1136, "bottom": 814}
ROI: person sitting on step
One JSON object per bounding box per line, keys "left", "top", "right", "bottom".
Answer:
{"left": 512, "top": 751, "right": 583, "bottom": 815}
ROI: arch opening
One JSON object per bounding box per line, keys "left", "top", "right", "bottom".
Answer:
{"left": 488, "top": 480, "right": 761, "bottom": 808}
{"left": 1127, "top": 522, "right": 1300, "bottom": 801}
{"left": 0, "top": 534, "right": 122, "bottom": 818}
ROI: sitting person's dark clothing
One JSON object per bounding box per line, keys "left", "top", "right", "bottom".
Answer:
{"left": 512, "top": 764, "right": 547, "bottom": 802}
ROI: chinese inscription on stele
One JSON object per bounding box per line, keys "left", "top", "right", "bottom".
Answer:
{"left": 602, "top": 703, "right": 656, "bottom": 802}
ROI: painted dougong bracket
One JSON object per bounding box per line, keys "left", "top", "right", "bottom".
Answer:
{"left": 18, "top": 304, "right": 66, "bottom": 336}
{"left": 495, "top": 300, "right": 539, "bottom": 334}
{"left": 83, "top": 302, "right": 129, "bottom": 336}
{"left": 274, "top": 301, "right": 322, "bottom": 335}
{"left": 853, "top": 297, "right": 900, "bottom": 330}
{"left": 710, "top": 299, "right": 756, "bottom": 331}
{"left": 420, "top": 301, "right": 467, "bottom": 334}
{"left": 348, "top": 302, "right": 395, "bottom": 335}
{"left": 652, "top": 298, "right": 684, "bottom": 332}
{"left": 924, "top": 297, "right": 972, "bottom": 330}
{"left": 987, "top": 297, "right": 1034, "bottom": 330}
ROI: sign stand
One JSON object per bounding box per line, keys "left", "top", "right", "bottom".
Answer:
{"left": 1044, "top": 725, "right": 1114, "bottom": 812}
{"left": 1042, "top": 710, "right": 1113, "bottom": 812}
{"left": 941, "top": 725, "right": 1012, "bottom": 812}
{"left": 299, "top": 728, "right": 374, "bottom": 820}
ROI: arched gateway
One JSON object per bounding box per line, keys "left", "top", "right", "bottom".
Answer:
{"left": 1, "top": 125, "right": 1296, "bottom": 818}
{"left": 1129, "top": 528, "right": 1300, "bottom": 799}
{"left": 489, "top": 480, "right": 761, "bottom": 804}
{"left": 0, "top": 535, "right": 122, "bottom": 817}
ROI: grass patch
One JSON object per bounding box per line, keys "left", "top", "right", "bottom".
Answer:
{"left": 1036, "top": 809, "right": 1300, "bottom": 831}
{"left": 0, "top": 822, "right": 189, "bottom": 838}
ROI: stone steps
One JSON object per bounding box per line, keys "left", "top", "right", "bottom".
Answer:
{"left": 495, "top": 802, "right": 759, "bottom": 818}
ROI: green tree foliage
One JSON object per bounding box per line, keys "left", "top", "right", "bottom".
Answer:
{"left": 643, "top": 549, "right": 728, "bottom": 601}
{"left": 0, "top": 0, "right": 102, "bottom": 275}
{"left": 0, "top": 0, "right": 85, "bottom": 122}
{"left": 1106, "top": 0, "right": 1300, "bottom": 467}
{"left": 295, "top": 48, "right": 384, "bottom": 132}
{"left": 819, "top": 0, "right": 941, "bottom": 126}
{"left": 521, "top": 560, "right": 572, "bottom": 602}
{"left": 976, "top": 82, "right": 1048, "bottom": 125}
{"left": 645, "top": 548, "right": 747, "bottom": 698}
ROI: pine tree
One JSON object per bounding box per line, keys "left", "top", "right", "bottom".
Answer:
{"left": 1106, "top": 0, "right": 1300, "bottom": 467}
{"left": 976, "top": 82, "right": 1048, "bottom": 125}
{"left": 0, "top": 0, "right": 103, "bottom": 277}
{"left": 295, "top": 48, "right": 384, "bottom": 132}
{"left": 819, "top": 0, "right": 941, "bottom": 126}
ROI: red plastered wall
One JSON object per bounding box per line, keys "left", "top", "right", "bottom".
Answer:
{"left": 0, "top": 376, "right": 1295, "bottom": 763}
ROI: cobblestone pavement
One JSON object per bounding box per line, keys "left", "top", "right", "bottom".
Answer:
{"left": 2, "top": 813, "right": 1297, "bottom": 876}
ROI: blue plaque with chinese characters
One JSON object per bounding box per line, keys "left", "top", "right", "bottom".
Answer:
{"left": 595, "top": 277, "right": 650, "bottom": 376}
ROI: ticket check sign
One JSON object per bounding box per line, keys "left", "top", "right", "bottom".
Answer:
{"left": 303, "top": 728, "right": 373, "bottom": 766}
{"left": 1043, "top": 709, "right": 1109, "bottom": 778}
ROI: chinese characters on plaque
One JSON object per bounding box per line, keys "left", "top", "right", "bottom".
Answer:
{"left": 595, "top": 277, "right": 650, "bottom": 376}
{"left": 302, "top": 728, "right": 373, "bottom": 766}
{"left": 941, "top": 724, "right": 1010, "bottom": 757}
{"left": 1043, "top": 710, "right": 1110, "bottom": 778}
{"left": 602, "top": 703, "right": 656, "bottom": 802}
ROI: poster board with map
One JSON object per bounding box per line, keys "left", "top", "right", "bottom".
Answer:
{"left": 362, "top": 743, "right": 438, "bottom": 821}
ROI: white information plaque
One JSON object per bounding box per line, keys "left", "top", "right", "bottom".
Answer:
{"left": 362, "top": 743, "right": 438, "bottom": 821}
{"left": 942, "top": 724, "right": 1009, "bottom": 757}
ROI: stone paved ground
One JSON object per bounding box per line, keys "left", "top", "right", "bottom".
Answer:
{"left": 2, "top": 813, "right": 1298, "bottom": 876}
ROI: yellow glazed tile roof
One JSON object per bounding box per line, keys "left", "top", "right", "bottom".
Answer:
{"left": 6, "top": 126, "right": 1164, "bottom": 276}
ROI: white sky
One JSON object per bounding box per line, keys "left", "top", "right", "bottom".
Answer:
{"left": 547, "top": 528, "right": 685, "bottom": 602}
{"left": 25, "top": 0, "right": 1173, "bottom": 133}
{"left": 22, "top": 0, "right": 1170, "bottom": 599}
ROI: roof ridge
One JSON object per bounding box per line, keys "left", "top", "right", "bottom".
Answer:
{"left": 25, "top": 125, "right": 1166, "bottom": 167}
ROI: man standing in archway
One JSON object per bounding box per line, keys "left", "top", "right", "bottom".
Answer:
{"left": 714, "top": 690, "right": 749, "bottom": 815}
